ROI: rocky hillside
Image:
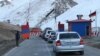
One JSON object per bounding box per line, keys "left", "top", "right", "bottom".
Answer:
{"left": 0, "top": 22, "right": 21, "bottom": 41}
{"left": 0, "top": 0, "right": 12, "bottom": 7}
{"left": 38, "top": 0, "right": 77, "bottom": 26}
{"left": 46, "top": 0, "right": 77, "bottom": 19}
{"left": 55, "top": 0, "right": 77, "bottom": 17}
{"left": 0, "top": 22, "right": 23, "bottom": 56}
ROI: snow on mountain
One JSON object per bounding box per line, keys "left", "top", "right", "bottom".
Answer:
{"left": 41, "top": 0, "right": 100, "bottom": 30}
{"left": 0, "top": 0, "right": 28, "bottom": 19}
{"left": 0, "top": 0, "right": 55, "bottom": 27}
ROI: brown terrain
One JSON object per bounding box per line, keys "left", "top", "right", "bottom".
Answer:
{"left": 0, "top": 22, "right": 23, "bottom": 56}
{"left": 84, "top": 36, "right": 100, "bottom": 49}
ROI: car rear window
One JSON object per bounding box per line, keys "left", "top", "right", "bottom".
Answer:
{"left": 51, "top": 32, "right": 56, "bottom": 35}
{"left": 59, "top": 33, "right": 79, "bottom": 39}
{"left": 48, "top": 31, "right": 52, "bottom": 34}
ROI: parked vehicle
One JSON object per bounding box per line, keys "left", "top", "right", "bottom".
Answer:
{"left": 53, "top": 32, "right": 84, "bottom": 56}
{"left": 47, "top": 31, "right": 56, "bottom": 43}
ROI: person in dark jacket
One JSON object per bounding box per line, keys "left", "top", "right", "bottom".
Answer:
{"left": 15, "top": 31, "right": 20, "bottom": 46}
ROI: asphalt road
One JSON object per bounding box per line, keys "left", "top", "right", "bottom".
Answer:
{"left": 4, "top": 36, "right": 100, "bottom": 56}
{"left": 42, "top": 37, "right": 100, "bottom": 56}
{"left": 30, "top": 36, "right": 100, "bottom": 56}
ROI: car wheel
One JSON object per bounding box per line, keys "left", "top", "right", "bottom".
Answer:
{"left": 48, "top": 41, "right": 51, "bottom": 43}
{"left": 53, "top": 47, "right": 56, "bottom": 52}
{"left": 79, "top": 51, "right": 84, "bottom": 55}
{"left": 44, "top": 38, "right": 47, "bottom": 41}
{"left": 55, "top": 52, "right": 59, "bottom": 56}
{"left": 48, "top": 41, "right": 52, "bottom": 43}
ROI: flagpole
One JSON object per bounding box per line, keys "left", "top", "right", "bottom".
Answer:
{"left": 26, "top": 0, "right": 31, "bottom": 24}
{"left": 95, "top": 10, "right": 97, "bottom": 36}
{"left": 89, "top": 10, "right": 97, "bottom": 36}
{"left": 90, "top": 10, "right": 92, "bottom": 19}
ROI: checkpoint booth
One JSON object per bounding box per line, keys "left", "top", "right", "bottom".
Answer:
{"left": 67, "top": 15, "right": 92, "bottom": 37}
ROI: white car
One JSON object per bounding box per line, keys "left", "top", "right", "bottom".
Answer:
{"left": 45, "top": 30, "right": 54, "bottom": 40}
{"left": 47, "top": 31, "right": 56, "bottom": 43}
{"left": 53, "top": 32, "right": 84, "bottom": 56}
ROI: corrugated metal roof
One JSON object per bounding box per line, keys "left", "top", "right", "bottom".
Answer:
{"left": 67, "top": 19, "right": 92, "bottom": 23}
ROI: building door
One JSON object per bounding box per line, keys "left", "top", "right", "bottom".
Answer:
{"left": 86, "top": 26, "right": 89, "bottom": 36}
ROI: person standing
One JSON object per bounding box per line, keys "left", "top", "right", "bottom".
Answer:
{"left": 15, "top": 31, "right": 20, "bottom": 46}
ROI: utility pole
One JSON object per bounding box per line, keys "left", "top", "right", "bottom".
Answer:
{"left": 95, "top": 11, "right": 98, "bottom": 36}
{"left": 54, "top": 1, "right": 57, "bottom": 30}
{"left": 26, "top": 0, "right": 31, "bottom": 23}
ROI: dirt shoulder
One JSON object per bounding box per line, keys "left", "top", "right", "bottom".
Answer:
{"left": 0, "top": 22, "right": 23, "bottom": 56}
{"left": 0, "top": 40, "right": 16, "bottom": 55}
{"left": 84, "top": 36, "right": 100, "bottom": 49}
{"left": 0, "top": 38, "right": 24, "bottom": 56}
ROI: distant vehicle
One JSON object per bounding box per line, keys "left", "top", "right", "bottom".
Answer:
{"left": 44, "top": 27, "right": 52, "bottom": 32}
{"left": 44, "top": 30, "right": 54, "bottom": 40}
{"left": 41, "top": 27, "right": 52, "bottom": 39}
{"left": 47, "top": 31, "right": 56, "bottom": 43}
{"left": 53, "top": 32, "right": 84, "bottom": 56}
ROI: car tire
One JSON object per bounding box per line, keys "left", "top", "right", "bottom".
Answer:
{"left": 79, "top": 51, "right": 84, "bottom": 55}
{"left": 53, "top": 47, "right": 55, "bottom": 52}
{"left": 55, "top": 52, "right": 59, "bottom": 56}
{"left": 48, "top": 41, "right": 51, "bottom": 43}
{"left": 48, "top": 40, "right": 52, "bottom": 43}
{"left": 44, "top": 38, "right": 47, "bottom": 41}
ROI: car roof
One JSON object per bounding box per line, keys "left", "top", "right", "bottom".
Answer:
{"left": 47, "top": 30, "right": 55, "bottom": 31}
{"left": 57, "top": 31, "right": 78, "bottom": 34}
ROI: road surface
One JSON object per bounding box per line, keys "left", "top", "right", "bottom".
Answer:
{"left": 3, "top": 36, "right": 100, "bottom": 56}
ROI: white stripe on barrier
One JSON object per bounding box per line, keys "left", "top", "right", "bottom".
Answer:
{"left": 30, "top": 32, "right": 41, "bottom": 37}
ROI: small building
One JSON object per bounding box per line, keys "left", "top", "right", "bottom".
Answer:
{"left": 58, "top": 22, "right": 64, "bottom": 32}
{"left": 67, "top": 15, "right": 92, "bottom": 37}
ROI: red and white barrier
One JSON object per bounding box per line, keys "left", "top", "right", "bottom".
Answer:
{"left": 30, "top": 32, "right": 41, "bottom": 37}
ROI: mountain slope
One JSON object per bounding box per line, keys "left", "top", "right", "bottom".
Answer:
{"left": 0, "top": 0, "right": 55, "bottom": 27}
{"left": 41, "top": 0, "right": 100, "bottom": 30}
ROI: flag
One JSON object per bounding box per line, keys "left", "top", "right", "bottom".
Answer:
{"left": 21, "top": 22, "right": 30, "bottom": 39}
{"left": 89, "top": 11, "right": 96, "bottom": 17}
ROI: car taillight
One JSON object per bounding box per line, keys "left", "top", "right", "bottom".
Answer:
{"left": 49, "top": 35, "right": 52, "bottom": 38}
{"left": 56, "top": 40, "right": 61, "bottom": 46}
{"left": 80, "top": 39, "right": 84, "bottom": 45}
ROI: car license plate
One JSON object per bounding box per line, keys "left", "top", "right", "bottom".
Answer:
{"left": 62, "top": 42, "right": 71, "bottom": 46}
{"left": 66, "top": 42, "right": 71, "bottom": 45}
